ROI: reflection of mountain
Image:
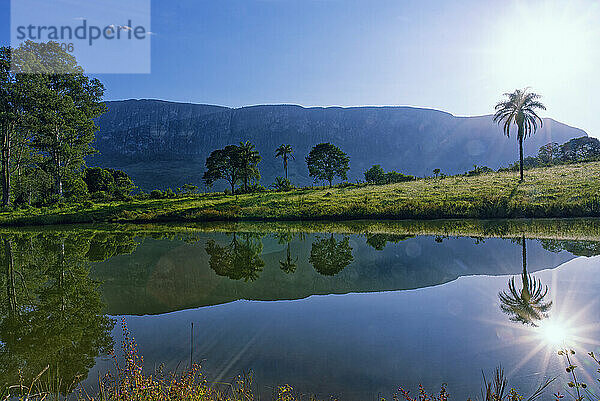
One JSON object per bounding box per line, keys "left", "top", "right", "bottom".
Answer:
{"left": 91, "top": 234, "right": 575, "bottom": 315}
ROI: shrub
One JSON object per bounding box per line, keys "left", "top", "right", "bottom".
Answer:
{"left": 271, "top": 177, "right": 295, "bottom": 192}
{"left": 386, "top": 171, "right": 415, "bottom": 183}
{"left": 465, "top": 165, "right": 493, "bottom": 176}
{"left": 150, "top": 189, "right": 164, "bottom": 199}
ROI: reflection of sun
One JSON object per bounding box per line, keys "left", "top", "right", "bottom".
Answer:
{"left": 537, "top": 318, "right": 570, "bottom": 348}
{"left": 482, "top": 269, "right": 600, "bottom": 385}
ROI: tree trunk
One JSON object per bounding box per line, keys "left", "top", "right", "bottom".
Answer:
{"left": 518, "top": 125, "right": 524, "bottom": 182}
{"left": 230, "top": 181, "right": 235, "bottom": 195}
{"left": 4, "top": 238, "right": 16, "bottom": 315}
{"left": 1, "top": 124, "right": 11, "bottom": 207}
{"left": 521, "top": 234, "right": 530, "bottom": 301}
{"left": 284, "top": 157, "right": 288, "bottom": 179}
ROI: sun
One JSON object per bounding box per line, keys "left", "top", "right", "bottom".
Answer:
{"left": 490, "top": 1, "right": 598, "bottom": 90}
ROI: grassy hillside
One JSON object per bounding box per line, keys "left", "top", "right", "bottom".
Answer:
{"left": 2, "top": 162, "right": 600, "bottom": 226}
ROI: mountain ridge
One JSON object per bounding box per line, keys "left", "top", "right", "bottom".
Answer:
{"left": 91, "top": 99, "right": 587, "bottom": 190}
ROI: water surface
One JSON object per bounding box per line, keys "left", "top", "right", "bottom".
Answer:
{"left": 1, "top": 221, "right": 599, "bottom": 400}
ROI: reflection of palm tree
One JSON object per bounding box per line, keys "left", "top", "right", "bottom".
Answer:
{"left": 279, "top": 243, "right": 298, "bottom": 274}
{"left": 498, "top": 235, "right": 552, "bottom": 326}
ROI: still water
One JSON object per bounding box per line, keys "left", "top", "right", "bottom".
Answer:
{"left": 1, "top": 221, "right": 600, "bottom": 400}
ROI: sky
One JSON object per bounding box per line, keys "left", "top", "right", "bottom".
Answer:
{"left": 1, "top": 0, "right": 599, "bottom": 137}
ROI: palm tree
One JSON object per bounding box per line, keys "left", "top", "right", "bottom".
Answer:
{"left": 275, "top": 144, "right": 295, "bottom": 179}
{"left": 238, "top": 141, "right": 261, "bottom": 192}
{"left": 498, "top": 235, "right": 552, "bottom": 326}
{"left": 493, "top": 88, "right": 546, "bottom": 182}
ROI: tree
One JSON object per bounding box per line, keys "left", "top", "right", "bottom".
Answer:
{"left": 12, "top": 41, "right": 106, "bottom": 198}
{"left": 493, "top": 88, "right": 546, "bottom": 182}
{"left": 0, "top": 47, "right": 37, "bottom": 206}
{"left": 537, "top": 142, "right": 561, "bottom": 165}
{"left": 433, "top": 168, "right": 441, "bottom": 178}
{"left": 309, "top": 234, "right": 354, "bottom": 276}
{"left": 305, "top": 143, "right": 350, "bottom": 187}
{"left": 275, "top": 144, "right": 294, "bottom": 179}
{"left": 238, "top": 141, "right": 261, "bottom": 192}
{"left": 83, "top": 167, "right": 114, "bottom": 193}
{"left": 203, "top": 145, "right": 242, "bottom": 194}
{"left": 560, "top": 136, "right": 600, "bottom": 162}
{"left": 364, "top": 164, "right": 386, "bottom": 184}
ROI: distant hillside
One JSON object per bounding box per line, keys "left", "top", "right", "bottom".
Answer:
{"left": 90, "top": 100, "right": 587, "bottom": 190}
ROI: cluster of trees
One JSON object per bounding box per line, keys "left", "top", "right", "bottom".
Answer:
{"left": 203, "top": 141, "right": 352, "bottom": 193}
{"left": 202, "top": 141, "right": 261, "bottom": 194}
{"left": 364, "top": 165, "right": 415, "bottom": 185}
{"left": 0, "top": 42, "right": 114, "bottom": 207}
{"left": 521, "top": 136, "right": 600, "bottom": 169}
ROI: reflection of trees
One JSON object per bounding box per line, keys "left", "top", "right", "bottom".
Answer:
{"left": 0, "top": 233, "right": 115, "bottom": 394}
{"left": 310, "top": 234, "right": 354, "bottom": 276}
{"left": 276, "top": 232, "right": 298, "bottom": 274}
{"left": 498, "top": 235, "right": 552, "bottom": 326}
{"left": 540, "top": 239, "right": 600, "bottom": 257}
{"left": 365, "top": 234, "right": 414, "bottom": 250}
{"left": 205, "top": 233, "right": 265, "bottom": 282}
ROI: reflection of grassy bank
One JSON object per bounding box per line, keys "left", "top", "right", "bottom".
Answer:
{"left": 3, "top": 218, "right": 600, "bottom": 241}
{"left": 1, "top": 162, "right": 600, "bottom": 226}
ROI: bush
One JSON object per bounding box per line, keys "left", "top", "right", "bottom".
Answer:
{"left": 385, "top": 171, "right": 415, "bottom": 183}
{"left": 271, "top": 177, "right": 295, "bottom": 192}
{"left": 465, "top": 165, "right": 493, "bottom": 176}
{"left": 64, "top": 176, "right": 89, "bottom": 200}
{"left": 150, "top": 189, "right": 164, "bottom": 199}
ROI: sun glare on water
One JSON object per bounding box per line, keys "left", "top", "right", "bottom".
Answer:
{"left": 537, "top": 318, "right": 571, "bottom": 348}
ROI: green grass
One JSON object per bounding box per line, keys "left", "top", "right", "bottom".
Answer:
{"left": 3, "top": 161, "right": 600, "bottom": 226}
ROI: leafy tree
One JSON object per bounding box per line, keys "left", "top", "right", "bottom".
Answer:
{"left": 83, "top": 167, "right": 114, "bottom": 193}
{"left": 433, "top": 168, "right": 441, "bottom": 178}
{"left": 83, "top": 167, "right": 134, "bottom": 199}
{"left": 309, "top": 234, "right": 354, "bottom": 276}
{"left": 364, "top": 164, "right": 386, "bottom": 184}
{"left": 305, "top": 143, "right": 350, "bottom": 187}
{"left": 13, "top": 41, "right": 106, "bottom": 197}
{"left": 537, "top": 142, "right": 561, "bottom": 165}
{"left": 203, "top": 145, "right": 242, "bottom": 194}
{"left": 560, "top": 136, "right": 600, "bottom": 162}
{"left": 275, "top": 144, "right": 294, "bottom": 179}
{"left": 0, "top": 47, "right": 41, "bottom": 206}
{"left": 238, "top": 141, "right": 261, "bottom": 192}
{"left": 494, "top": 88, "right": 546, "bottom": 182}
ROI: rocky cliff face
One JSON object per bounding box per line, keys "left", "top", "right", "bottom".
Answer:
{"left": 90, "top": 99, "right": 587, "bottom": 190}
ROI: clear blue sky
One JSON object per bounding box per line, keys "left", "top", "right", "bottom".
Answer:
{"left": 1, "top": 0, "right": 599, "bottom": 137}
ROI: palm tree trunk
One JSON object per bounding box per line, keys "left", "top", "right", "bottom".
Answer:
{"left": 284, "top": 157, "right": 288, "bottom": 179}
{"left": 521, "top": 234, "right": 527, "bottom": 276}
{"left": 518, "top": 125, "right": 524, "bottom": 182}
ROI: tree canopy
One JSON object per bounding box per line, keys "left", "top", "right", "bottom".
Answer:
{"left": 305, "top": 142, "right": 350, "bottom": 187}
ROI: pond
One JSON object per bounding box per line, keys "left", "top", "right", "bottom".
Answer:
{"left": 1, "top": 220, "right": 600, "bottom": 400}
